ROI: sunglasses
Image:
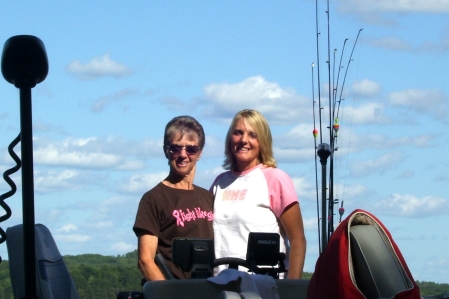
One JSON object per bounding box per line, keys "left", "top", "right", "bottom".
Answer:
{"left": 167, "top": 144, "right": 201, "bottom": 155}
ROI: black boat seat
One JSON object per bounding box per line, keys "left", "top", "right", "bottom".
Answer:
{"left": 6, "top": 224, "right": 79, "bottom": 299}
{"left": 142, "top": 278, "right": 309, "bottom": 299}
{"left": 350, "top": 224, "right": 414, "bottom": 299}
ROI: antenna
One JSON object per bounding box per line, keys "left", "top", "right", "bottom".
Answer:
{"left": 1, "top": 35, "right": 49, "bottom": 299}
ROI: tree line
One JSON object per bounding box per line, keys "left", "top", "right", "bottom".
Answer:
{"left": 0, "top": 250, "right": 142, "bottom": 299}
{"left": 0, "top": 250, "right": 447, "bottom": 298}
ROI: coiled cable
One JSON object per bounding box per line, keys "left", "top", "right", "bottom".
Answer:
{"left": 0, "top": 133, "right": 22, "bottom": 263}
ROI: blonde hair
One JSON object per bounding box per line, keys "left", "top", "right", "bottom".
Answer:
{"left": 223, "top": 109, "right": 276, "bottom": 170}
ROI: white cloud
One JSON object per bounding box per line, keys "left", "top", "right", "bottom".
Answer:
{"left": 346, "top": 102, "right": 390, "bottom": 124}
{"left": 364, "top": 35, "right": 449, "bottom": 53}
{"left": 339, "top": 0, "right": 449, "bottom": 14}
{"left": 374, "top": 193, "right": 449, "bottom": 217}
{"left": 116, "top": 160, "right": 146, "bottom": 171}
{"left": 203, "top": 166, "right": 227, "bottom": 178}
{"left": 303, "top": 217, "right": 319, "bottom": 231}
{"left": 159, "top": 95, "right": 189, "bottom": 111}
{"left": 54, "top": 233, "right": 91, "bottom": 243}
{"left": 274, "top": 147, "right": 314, "bottom": 164}
{"left": 291, "top": 176, "right": 315, "bottom": 200}
{"left": 352, "top": 79, "right": 383, "bottom": 97}
{"left": 58, "top": 223, "right": 77, "bottom": 233}
{"left": 350, "top": 133, "right": 433, "bottom": 150}
{"left": 111, "top": 242, "right": 135, "bottom": 253}
{"left": 71, "top": 196, "right": 140, "bottom": 233}
{"left": 195, "top": 166, "right": 227, "bottom": 189}
{"left": 92, "top": 221, "right": 114, "bottom": 229}
{"left": 366, "top": 37, "right": 414, "bottom": 51}
{"left": 388, "top": 89, "right": 447, "bottom": 119}
{"left": 33, "top": 137, "right": 151, "bottom": 170}
{"left": 34, "top": 169, "right": 81, "bottom": 192}
{"left": 418, "top": 37, "right": 449, "bottom": 52}
{"left": 421, "top": 258, "right": 449, "bottom": 283}
{"left": 397, "top": 170, "right": 415, "bottom": 179}
{"left": 116, "top": 172, "right": 167, "bottom": 194}
{"left": 34, "top": 143, "right": 122, "bottom": 168}
{"left": 46, "top": 209, "right": 65, "bottom": 222}
{"left": 275, "top": 124, "right": 316, "bottom": 148}
{"left": 33, "top": 119, "right": 66, "bottom": 134}
{"left": 91, "top": 88, "right": 139, "bottom": 112}
{"left": 334, "top": 183, "right": 370, "bottom": 201}
{"left": 349, "top": 151, "right": 401, "bottom": 177}
{"left": 201, "top": 76, "right": 311, "bottom": 124}
{"left": 66, "top": 54, "right": 132, "bottom": 80}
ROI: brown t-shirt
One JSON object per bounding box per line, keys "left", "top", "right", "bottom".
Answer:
{"left": 133, "top": 182, "right": 214, "bottom": 279}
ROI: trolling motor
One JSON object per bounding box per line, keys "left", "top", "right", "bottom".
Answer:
{"left": 1, "top": 35, "right": 49, "bottom": 299}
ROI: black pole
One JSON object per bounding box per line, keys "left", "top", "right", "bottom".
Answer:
{"left": 328, "top": 152, "right": 334, "bottom": 240}
{"left": 328, "top": 137, "right": 335, "bottom": 239}
{"left": 317, "top": 143, "right": 331, "bottom": 252}
{"left": 20, "top": 87, "right": 38, "bottom": 299}
{"left": 1, "top": 35, "right": 49, "bottom": 299}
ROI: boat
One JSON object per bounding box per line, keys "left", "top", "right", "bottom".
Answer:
{"left": 0, "top": 5, "right": 448, "bottom": 298}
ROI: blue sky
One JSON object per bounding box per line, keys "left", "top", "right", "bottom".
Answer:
{"left": 0, "top": 0, "right": 448, "bottom": 284}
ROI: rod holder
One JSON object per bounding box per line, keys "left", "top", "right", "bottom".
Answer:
{"left": 317, "top": 143, "right": 331, "bottom": 252}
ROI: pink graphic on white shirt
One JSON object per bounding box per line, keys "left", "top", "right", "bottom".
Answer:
{"left": 222, "top": 189, "right": 247, "bottom": 201}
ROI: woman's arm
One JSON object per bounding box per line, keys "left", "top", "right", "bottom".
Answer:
{"left": 137, "top": 233, "right": 165, "bottom": 281}
{"left": 279, "top": 203, "right": 307, "bottom": 279}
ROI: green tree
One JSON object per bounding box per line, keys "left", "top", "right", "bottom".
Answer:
{"left": 1, "top": 251, "right": 448, "bottom": 298}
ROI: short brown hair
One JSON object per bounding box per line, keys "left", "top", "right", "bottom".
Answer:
{"left": 164, "top": 115, "right": 205, "bottom": 149}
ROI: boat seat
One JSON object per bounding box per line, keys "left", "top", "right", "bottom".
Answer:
{"left": 350, "top": 224, "right": 414, "bottom": 299}
{"left": 6, "top": 223, "right": 79, "bottom": 299}
{"left": 142, "top": 278, "right": 309, "bottom": 299}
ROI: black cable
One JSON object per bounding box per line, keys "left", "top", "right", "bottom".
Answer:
{"left": 0, "top": 133, "right": 22, "bottom": 263}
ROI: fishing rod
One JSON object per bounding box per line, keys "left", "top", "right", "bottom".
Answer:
{"left": 313, "top": 0, "right": 331, "bottom": 254}
{"left": 328, "top": 31, "right": 362, "bottom": 237}
{"left": 335, "top": 29, "right": 363, "bottom": 120}
{"left": 313, "top": 0, "right": 363, "bottom": 253}
{"left": 329, "top": 31, "right": 362, "bottom": 236}
{"left": 333, "top": 39, "right": 348, "bottom": 118}
{"left": 312, "top": 63, "right": 321, "bottom": 253}
{"left": 325, "top": 0, "right": 335, "bottom": 246}
{"left": 315, "top": 0, "right": 323, "bottom": 145}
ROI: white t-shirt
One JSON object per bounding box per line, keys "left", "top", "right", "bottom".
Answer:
{"left": 210, "top": 164, "right": 299, "bottom": 274}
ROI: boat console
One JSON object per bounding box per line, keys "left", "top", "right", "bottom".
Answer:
{"left": 142, "top": 279, "right": 309, "bottom": 299}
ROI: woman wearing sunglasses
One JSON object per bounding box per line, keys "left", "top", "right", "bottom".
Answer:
{"left": 210, "top": 109, "right": 306, "bottom": 279}
{"left": 133, "top": 115, "right": 213, "bottom": 280}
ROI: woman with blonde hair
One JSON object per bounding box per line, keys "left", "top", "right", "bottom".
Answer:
{"left": 211, "top": 109, "right": 306, "bottom": 279}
